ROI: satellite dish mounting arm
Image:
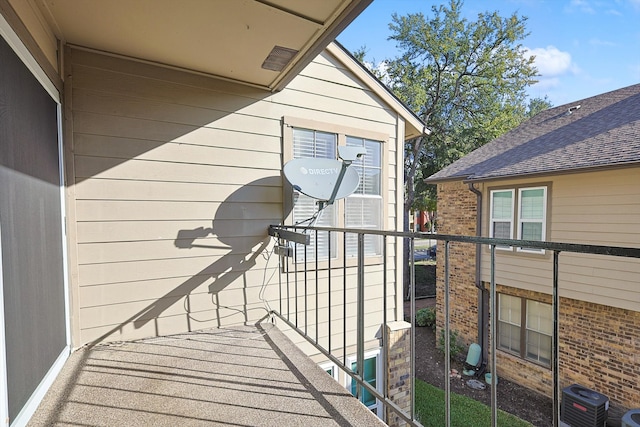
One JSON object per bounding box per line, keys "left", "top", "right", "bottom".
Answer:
{"left": 326, "top": 146, "right": 367, "bottom": 206}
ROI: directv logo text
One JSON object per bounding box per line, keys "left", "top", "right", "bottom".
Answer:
{"left": 300, "top": 167, "right": 339, "bottom": 175}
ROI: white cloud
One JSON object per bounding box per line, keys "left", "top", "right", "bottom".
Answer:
{"left": 569, "top": 0, "right": 596, "bottom": 14}
{"left": 524, "top": 46, "right": 576, "bottom": 77}
{"left": 531, "top": 77, "right": 561, "bottom": 91}
{"left": 589, "top": 38, "right": 616, "bottom": 47}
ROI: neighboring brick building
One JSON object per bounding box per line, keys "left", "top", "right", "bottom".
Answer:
{"left": 427, "top": 84, "right": 640, "bottom": 410}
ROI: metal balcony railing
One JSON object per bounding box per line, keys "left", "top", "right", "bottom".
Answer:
{"left": 268, "top": 224, "right": 640, "bottom": 427}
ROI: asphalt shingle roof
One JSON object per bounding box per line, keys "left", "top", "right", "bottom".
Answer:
{"left": 426, "top": 83, "right": 640, "bottom": 182}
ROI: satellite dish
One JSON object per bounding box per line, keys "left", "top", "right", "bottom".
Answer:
{"left": 283, "top": 158, "right": 360, "bottom": 202}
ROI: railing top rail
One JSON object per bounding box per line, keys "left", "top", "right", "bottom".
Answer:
{"left": 269, "top": 225, "right": 640, "bottom": 259}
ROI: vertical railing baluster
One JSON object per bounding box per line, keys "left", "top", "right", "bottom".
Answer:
{"left": 328, "top": 230, "right": 332, "bottom": 353}
{"left": 315, "top": 229, "right": 319, "bottom": 343}
{"left": 553, "top": 251, "right": 561, "bottom": 427}
{"left": 286, "top": 242, "right": 291, "bottom": 322}
{"left": 304, "top": 237, "right": 308, "bottom": 336}
{"left": 294, "top": 236, "right": 298, "bottom": 328}
{"left": 343, "top": 231, "right": 347, "bottom": 366}
{"left": 382, "top": 234, "right": 388, "bottom": 421}
{"left": 356, "top": 232, "right": 365, "bottom": 402}
{"left": 278, "top": 240, "right": 283, "bottom": 317}
{"left": 490, "top": 244, "right": 497, "bottom": 427}
{"left": 410, "top": 236, "right": 417, "bottom": 422}
{"left": 444, "top": 240, "right": 451, "bottom": 427}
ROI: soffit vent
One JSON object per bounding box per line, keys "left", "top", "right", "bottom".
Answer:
{"left": 262, "top": 46, "right": 299, "bottom": 71}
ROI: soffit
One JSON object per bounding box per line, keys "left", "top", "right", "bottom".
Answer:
{"left": 35, "top": 0, "right": 371, "bottom": 91}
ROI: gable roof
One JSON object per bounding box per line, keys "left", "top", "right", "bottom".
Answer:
{"left": 426, "top": 83, "right": 640, "bottom": 183}
{"left": 326, "top": 42, "right": 429, "bottom": 140}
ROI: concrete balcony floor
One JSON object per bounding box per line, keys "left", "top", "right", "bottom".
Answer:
{"left": 28, "top": 322, "right": 385, "bottom": 426}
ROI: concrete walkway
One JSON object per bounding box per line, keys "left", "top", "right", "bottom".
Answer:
{"left": 28, "top": 322, "right": 385, "bottom": 427}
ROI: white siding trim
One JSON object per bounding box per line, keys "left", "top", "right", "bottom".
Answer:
{"left": 0, "top": 12, "right": 58, "bottom": 101}
{"left": 57, "top": 103, "right": 71, "bottom": 347}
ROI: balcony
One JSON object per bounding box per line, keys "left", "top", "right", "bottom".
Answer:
{"left": 29, "top": 226, "right": 639, "bottom": 427}
{"left": 28, "top": 322, "right": 384, "bottom": 426}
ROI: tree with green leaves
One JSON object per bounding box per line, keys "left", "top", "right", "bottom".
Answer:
{"left": 379, "top": 0, "right": 551, "bottom": 226}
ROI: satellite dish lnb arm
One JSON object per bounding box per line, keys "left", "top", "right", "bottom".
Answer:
{"left": 326, "top": 146, "right": 367, "bottom": 205}
{"left": 327, "top": 161, "right": 350, "bottom": 205}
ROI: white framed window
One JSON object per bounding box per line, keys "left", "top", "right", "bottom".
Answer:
{"left": 292, "top": 128, "right": 338, "bottom": 260}
{"left": 284, "top": 117, "right": 387, "bottom": 263}
{"left": 498, "top": 294, "right": 552, "bottom": 367}
{"left": 344, "top": 136, "right": 383, "bottom": 257}
{"left": 489, "top": 189, "right": 514, "bottom": 250}
{"left": 497, "top": 294, "right": 521, "bottom": 353}
{"left": 517, "top": 187, "right": 547, "bottom": 253}
{"left": 525, "top": 300, "right": 552, "bottom": 365}
{"left": 319, "top": 361, "right": 339, "bottom": 382}
{"left": 489, "top": 185, "right": 548, "bottom": 254}
{"left": 346, "top": 349, "right": 382, "bottom": 416}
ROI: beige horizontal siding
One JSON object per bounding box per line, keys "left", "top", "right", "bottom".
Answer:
{"left": 75, "top": 179, "right": 282, "bottom": 202}
{"left": 67, "top": 47, "right": 402, "bottom": 347}
{"left": 76, "top": 220, "right": 270, "bottom": 243}
{"left": 74, "top": 155, "right": 279, "bottom": 183}
{"left": 480, "top": 168, "right": 640, "bottom": 311}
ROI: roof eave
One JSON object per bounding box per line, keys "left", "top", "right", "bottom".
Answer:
{"left": 426, "top": 161, "right": 640, "bottom": 185}
{"left": 325, "top": 42, "right": 429, "bottom": 140}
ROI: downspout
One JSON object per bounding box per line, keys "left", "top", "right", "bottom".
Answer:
{"left": 467, "top": 183, "right": 488, "bottom": 364}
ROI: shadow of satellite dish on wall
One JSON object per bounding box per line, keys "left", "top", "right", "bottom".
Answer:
{"left": 90, "top": 176, "right": 287, "bottom": 344}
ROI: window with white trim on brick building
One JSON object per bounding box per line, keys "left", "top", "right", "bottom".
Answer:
{"left": 498, "top": 293, "right": 552, "bottom": 367}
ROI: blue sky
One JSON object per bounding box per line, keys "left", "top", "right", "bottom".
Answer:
{"left": 337, "top": 0, "right": 640, "bottom": 107}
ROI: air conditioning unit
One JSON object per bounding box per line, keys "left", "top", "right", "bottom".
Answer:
{"left": 561, "top": 384, "right": 608, "bottom": 427}
{"left": 622, "top": 409, "right": 640, "bottom": 427}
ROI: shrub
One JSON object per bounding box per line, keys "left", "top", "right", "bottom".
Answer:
{"left": 437, "top": 329, "right": 465, "bottom": 360}
{"left": 416, "top": 307, "right": 436, "bottom": 329}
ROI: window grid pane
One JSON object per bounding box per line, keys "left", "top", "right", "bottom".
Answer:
{"left": 344, "top": 137, "right": 382, "bottom": 257}
{"left": 292, "top": 128, "right": 338, "bottom": 261}
{"left": 345, "top": 197, "right": 382, "bottom": 257}
{"left": 294, "top": 128, "right": 336, "bottom": 160}
{"left": 493, "top": 222, "right": 511, "bottom": 239}
{"left": 350, "top": 356, "right": 378, "bottom": 408}
{"left": 520, "top": 188, "right": 544, "bottom": 220}
{"left": 499, "top": 323, "right": 521, "bottom": 353}
{"left": 526, "top": 300, "right": 552, "bottom": 334}
{"left": 518, "top": 187, "right": 546, "bottom": 251}
{"left": 491, "top": 191, "right": 513, "bottom": 220}
{"left": 346, "top": 137, "right": 382, "bottom": 196}
{"left": 498, "top": 294, "right": 521, "bottom": 353}
{"left": 490, "top": 190, "right": 513, "bottom": 248}
{"left": 521, "top": 222, "right": 543, "bottom": 241}
{"left": 499, "top": 294, "right": 521, "bottom": 325}
{"left": 526, "top": 330, "right": 551, "bottom": 365}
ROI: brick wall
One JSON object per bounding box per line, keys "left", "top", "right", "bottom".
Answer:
{"left": 558, "top": 297, "right": 640, "bottom": 408}
{"left": 435, "top": 182, "right": 479, "bottom": 345}
{"left": 386, "top": 321, "right": 411, "bottom": 427}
